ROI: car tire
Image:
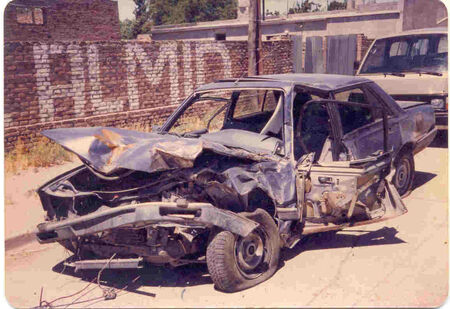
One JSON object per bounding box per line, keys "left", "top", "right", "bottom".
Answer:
{"left": 393, "top": 152, "right": 415, "bottom": 197}
{"left": 206, "top": 209, "right": 280, "bottom": 292}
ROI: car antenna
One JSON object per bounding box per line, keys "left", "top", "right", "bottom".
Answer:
{"left": 234, "top": 47, "right": 278, "bottom": 85}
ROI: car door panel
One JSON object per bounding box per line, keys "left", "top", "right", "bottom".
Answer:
{"left": 297, "top": 153, "right": 406, "bottom": 233}
{"left": 293, "top": 98, "right": 406, "bottom": 233}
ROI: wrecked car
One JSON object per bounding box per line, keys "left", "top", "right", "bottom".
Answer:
{"left": 35, "top": 74, "right": 436, "bottom": 292}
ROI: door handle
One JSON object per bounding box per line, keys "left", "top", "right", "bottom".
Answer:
{"left": 318, "top": 176, "right": 334, "bottom": 184}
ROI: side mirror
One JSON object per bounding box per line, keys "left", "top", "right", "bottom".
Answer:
{"left": 353, "top": 60, "right": 361, "bottom": 71}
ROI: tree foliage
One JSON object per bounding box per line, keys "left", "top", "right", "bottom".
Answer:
{"left": 121, "top": 0, "right": 237, "bottom": 39}
{"left": 149, "top": 0, "right": 237, "bottom": 26}
{"left": 328, "top": 0, "right": 347, "bottom": 11}
{"left": 120, "top": 19, "right": 135, "bottom": 39}
{"left": 288, "top": 0, "right": 322, "bottom": 14}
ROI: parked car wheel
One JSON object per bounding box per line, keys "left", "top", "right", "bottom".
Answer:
{"left": 393, "top": 152, "right": 415, "bottom": 197}
{"left": 206, "top": 209, "right": 280, "bottom": 292}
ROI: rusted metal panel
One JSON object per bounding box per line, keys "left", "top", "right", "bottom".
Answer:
{"left": 305, "top": 36, "right": 325, "bottom": 73}
{"left": 67, "top": 258, "right": 144, "bottom": 271}
{"left": 326, "top": 34, "right": 357, "bottom": 75}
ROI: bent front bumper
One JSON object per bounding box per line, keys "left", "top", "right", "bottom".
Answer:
{"left": 36, "top": 202, "right": 259, "bottom": 243}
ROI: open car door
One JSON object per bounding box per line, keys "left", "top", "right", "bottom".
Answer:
{"left": 294, "top": 99, "right": 407, "bottom": 235}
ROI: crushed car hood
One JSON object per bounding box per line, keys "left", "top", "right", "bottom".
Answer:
{"left": 41, "top": 127, "right": 297, "bottom": 207}
{"left": 42, "top": 127, "right": 277, "bottom": 175}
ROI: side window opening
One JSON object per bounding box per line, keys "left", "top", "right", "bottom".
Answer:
{"left": 334, "top": 88, "right": 380, "bottom": 135}
{"left": 170, "top": 90, "right": 233, "bottom": 134}
{"left": 170, "top": 89, "right": 284, "bottom": 139}
{"left": 294, "top": 102, "right": 331, "bottom": 161}
{"left": 226, "top": 89, "right": 283, "bottom": 137}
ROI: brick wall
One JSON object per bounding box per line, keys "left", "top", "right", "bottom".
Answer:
{"left": 4, "top": 39, "right": 293, "bottom": 150}
{"left": 4, "top": 0, "right": 120, "bottom": 42}
{"left": 356, "top": 34, "right": 374, "bottom": 62}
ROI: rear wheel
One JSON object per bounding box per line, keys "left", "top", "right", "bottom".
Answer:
{"left": 206, "top": 209, "right": 280, "bottom": 292}
{"left": 393, "top": 152, "right": 414, "bottom": 197}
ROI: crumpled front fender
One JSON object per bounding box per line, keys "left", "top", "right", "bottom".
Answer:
{"left": 35, "top": 202, "right": 259, "bottom": 243}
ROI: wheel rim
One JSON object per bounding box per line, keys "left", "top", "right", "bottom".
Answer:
{"left": 234, "top": 228, "right": 270, "bottom": 279}
{"left": 395, "top": 158, "right": 411, "bottom": 192}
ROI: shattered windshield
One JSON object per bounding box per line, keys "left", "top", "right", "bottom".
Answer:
{"left": 359, "top": 34, "right": 447, "bottom": 74}
{"left": 169, "top": 88, "right": 284, "bottom": 138}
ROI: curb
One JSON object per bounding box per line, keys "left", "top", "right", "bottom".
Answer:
{"left": 5, "top": 232, "right": 37, "bottom": 251}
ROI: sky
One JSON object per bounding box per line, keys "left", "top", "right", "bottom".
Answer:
{"left": 118, "top": 0, "right": 135, "bottom": 21}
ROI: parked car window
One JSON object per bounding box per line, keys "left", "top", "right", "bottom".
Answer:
{"left": 335, "top": 88, "right": 376, "bottom": 135}
{"left": 362, "top": 39, "right": 387, "bottom": 70}
{"left": 389, "top": 40, "right": 408, "bottom": 57}
{"left": 438, "top": 35, "right": 447, "bottom": 53}
{"left": 411, "top": 38, "right": 429, "bottom": 56}
{"left": 360, "top": 34, "right": 448, "bottom": 74}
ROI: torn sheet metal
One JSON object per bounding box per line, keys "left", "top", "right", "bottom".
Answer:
{"left": 42, "top": 127, "right": 272, "bottom": 174}
{"left": 41, "top": 127, "right": 297, "bottom": 207}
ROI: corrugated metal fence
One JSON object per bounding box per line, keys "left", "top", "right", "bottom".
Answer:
{"left": 292, "top": 34, "right": 358, "bottom": 75}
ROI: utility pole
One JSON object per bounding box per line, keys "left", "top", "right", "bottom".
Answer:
{"left": 262, "top": 0, "right": 265, "bottom": 20}
{"left": 248, "top": 0, "right": 262, "bottom": 76}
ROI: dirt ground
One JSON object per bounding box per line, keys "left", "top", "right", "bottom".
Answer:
{"left": 5, "top": 161, "right": 80, "bottom": 241}
{"left": 4, "top": 131, "right": 448, "bottom": 308}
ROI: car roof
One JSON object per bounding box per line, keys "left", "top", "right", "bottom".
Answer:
{"left": 373, "top": 27, "right": 448, "bottom": 40}
{"left": 196, "top": 73, "right": 372, "bottom": 92}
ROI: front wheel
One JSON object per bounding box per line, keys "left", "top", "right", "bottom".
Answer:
{"left": 393, "top": 152, "right": 415, "bottom": 197}
{"left": 206, "top": 209, "right": 280, "bottom": 292}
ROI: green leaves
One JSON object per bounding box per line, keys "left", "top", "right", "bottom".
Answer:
{"left": 149, "top": 0, "right": 237, "bottom": 26}
{"left": 121, "top": 0, "right": 237, "bottom": 39}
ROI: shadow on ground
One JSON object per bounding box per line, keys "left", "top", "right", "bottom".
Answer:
{"left": 52, "top": 259, "right": 211, "bottom": 297}
{"left": 412, "top": 171, "right": 437, "bottom": 191}
{"left": 282, "top": 226, "right": 405, "bottom": 262}
{"left": 51, "top": 226, "right": 404, "bottom": 296}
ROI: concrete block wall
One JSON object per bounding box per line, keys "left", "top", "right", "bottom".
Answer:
{"left": 4, "top": 39, "right": 293, "bottom": 150}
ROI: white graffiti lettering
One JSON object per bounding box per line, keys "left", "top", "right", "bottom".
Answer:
{"left": 30, "top": 41, "right": 233, "bottom": 124}
{"left": 33, "top": 43, "right": 86, "bottom": 122}
{"left": 125, "top": 42, "right": 179, "bottom": 110}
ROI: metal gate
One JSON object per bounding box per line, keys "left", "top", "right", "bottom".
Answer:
{"left": 326, "top": 34, "right": 357, "bottom": 75}
{"left": 302, "top": 34, "right": 357, "bottom": 75}
{"left": 292, "top": 35, "right": 303, "bottom": 73}
{"left": 305, "top": 36, "right": 325, "bottom": 73}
